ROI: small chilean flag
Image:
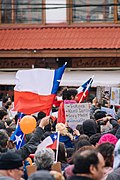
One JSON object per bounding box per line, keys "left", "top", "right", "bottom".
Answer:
{"left": 37, "top": 132, "right": 60, "bottom": 150}
{"left": 77, "top": 76, "right": 94, "bottom": 103}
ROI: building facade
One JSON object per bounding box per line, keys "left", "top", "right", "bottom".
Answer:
{"left": 0, "top": 0, "right": 120, "bottom": 99}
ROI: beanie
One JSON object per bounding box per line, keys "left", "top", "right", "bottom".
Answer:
{"left": 98, "top": 133, "right": 118, "bottom": 145}
{"left": 0, "top": 150, "right": 23, "bottom": 170}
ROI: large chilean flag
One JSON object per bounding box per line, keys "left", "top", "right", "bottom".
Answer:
{"left": 14, "top": 64, "right": 66, "bottom": 115}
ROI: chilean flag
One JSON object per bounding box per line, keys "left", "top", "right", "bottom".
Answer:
{"left": 14, "top": 64, "right": 66, "bottom": 115}
{"left": 37, "top": 132, "right": 60, "bottom": 150}
{"left": 77, "top": 76, "right": 94, "bottom": 103}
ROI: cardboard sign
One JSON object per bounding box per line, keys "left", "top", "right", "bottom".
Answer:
{"left": 64, "top": 103, "right": 90, "bottom": 129}
{"left": 26, "top": 164, "right": 37, "bottom": 177}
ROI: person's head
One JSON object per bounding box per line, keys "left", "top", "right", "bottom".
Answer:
{"left": 75, "top": 139, "right": 91, "bottom": 151}
{"left": 0, "top": 150, "right": 23, "bottom": 180}
{"left": 82, "top": 119, "right": 97, "bottom": 137}
{"left": 50, "top": 170, "right": 65, "bottom": 180}
{"left": 62, "top": 88, "right": 78, "bottom": 100}
{"left": 69, "top": 145, "right": 94, "bottom": 165}
{"left": 78, "top": 134, "right": 90, "bottom": 141}
{"left": 0, "top": 108, "right": 8, "bottom": 121}
{"left": 98, "top": 133, "right": 118, "bottom": 146}
{"left": 76, "top": 124, "right": 84, "bottom": 134}
{"left": 28, "top": 170, "right": 54, "bottom": 180}
{"left": 89, "top": 133, "right": 102, "bottom": 146}
{"left": 2, "top": 96, "right": 11, "bottom": 108}
{"left": 73, "top": 150, "right": 105, "bottom": 180}
{"left": 34, "top": 148, "right": 55, "bottom": 171}
{"left": 37, "top": 111, "right": 46, "bottom": 126}
{"left": 0, "top": 129, "right": 9, "bottom": 152}
{"left": 94, "top": 110, "right": 107, "bottom": 121}
{"left": 96, "top": 142, "right": 115, "bottom": 167}
{"left": 5, "top": 101, "right": 13, "bottom": 110}
{"left": 56, "top": 123, "right": 68, "bottom": 135}
{"left": 37, "top": 111, "right": 46, "bottom": 121}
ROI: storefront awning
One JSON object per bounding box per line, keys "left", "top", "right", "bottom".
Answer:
{"left": 0, "top": 70, "right": 120, "bottom": 87}
{"left": 60, "top": 70, "right": 120, "bottom": 87}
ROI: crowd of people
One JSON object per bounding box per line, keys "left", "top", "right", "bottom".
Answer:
{"left": 0, "top": 89, "right": 120, "bottom": 180}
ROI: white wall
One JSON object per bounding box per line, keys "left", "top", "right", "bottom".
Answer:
{"left": 46, "top": 0, "right": 66, "bottom": 23}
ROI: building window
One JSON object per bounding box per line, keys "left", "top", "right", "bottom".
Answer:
{"left": 118, "top": 0, "right": 120, "bottom": 20}
{"left": 1, "top": 0, "right": 43, "bottom": 24}
{"left": 72, "top": 0, "right": 116, "bottom": 23}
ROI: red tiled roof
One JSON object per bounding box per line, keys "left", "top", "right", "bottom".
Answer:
{"left": 0, "top": 26, "right": 120, "bottom": 50}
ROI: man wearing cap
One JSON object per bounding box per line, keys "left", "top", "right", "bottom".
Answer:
{"left": 0, "top": 151, "right": 24, "bottom": 180}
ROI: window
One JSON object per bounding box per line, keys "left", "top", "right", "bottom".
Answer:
{"left": 72, "top": 0, "right": 116, "bottom": 23}
{"left": 1, "top": 0, "right": 43, "bottom": 24}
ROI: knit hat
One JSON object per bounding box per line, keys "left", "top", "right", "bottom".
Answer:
{"left": 28, "top": 170, "right": 54, "bottom": 180}
{"left": 98, "top": 133, "right": 118, "bottom": 145}
{"left": 56, "top": 123, "right": 68, "bottom": 135}
{"left": 0, "top": 150, "right": 23, "bottom": 170}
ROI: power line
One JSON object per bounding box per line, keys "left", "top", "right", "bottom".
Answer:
{"left": 0, "top": 3, "right": 120, "bottom": 11}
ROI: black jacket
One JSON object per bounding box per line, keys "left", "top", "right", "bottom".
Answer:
{"left": 18, "top": 126, "right": 44, "bottom": 160}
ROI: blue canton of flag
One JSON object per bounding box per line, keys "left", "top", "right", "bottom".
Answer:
{"left": 17, "top": 112, "right": 25, "bottom": 122}
{"left": 10, "top": 124, "right": 25, "bottom": 150}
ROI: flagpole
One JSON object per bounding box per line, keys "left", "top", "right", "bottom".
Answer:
{"left": 79, "top": 75, "right": 94, "bottom": 103}
{"left": 55, "top": 132, "right": 60, "bottom": 162}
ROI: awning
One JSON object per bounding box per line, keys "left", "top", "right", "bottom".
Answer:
{"left": 60, "top": 70, "right": 120, "bottom": 87}
{"left": 0, "top": 71, "right": 16, "bottom": 85}
{"left": 0, "top": 70, "right": 120, "bottom": 87}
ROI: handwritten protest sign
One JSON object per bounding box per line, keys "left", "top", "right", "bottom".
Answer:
{"left": 64, "top": 103, "right": 90, "bottom": 130}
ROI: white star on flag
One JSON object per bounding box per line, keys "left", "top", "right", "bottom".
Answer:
{"left": 14, "top": 135, "right": 22, "bottom": 145}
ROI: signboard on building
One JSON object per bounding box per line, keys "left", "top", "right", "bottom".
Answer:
{"left": 64, "top": 103, "right": 90, "bottom": 130}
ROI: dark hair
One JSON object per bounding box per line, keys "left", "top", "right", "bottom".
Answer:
{"left": 94, "top": 110, "right": 107, "bottom": 120}
{"left": 2, "top": 96, "right": 10, "bottom": 104}
{"left": 78, "top": 134, "right": 90, "bottom": 141}
{"left": 0, "top": 109, "right": 8, "bottom": 120}
{"left": 5, "top": 101, "right": 12, "bottom": 110}
{"left": 76, "top": 124, "right": 84, "bottom": 134}
{"left": 82, "top": 120, "right": 97, "bottom": 137}
{"left": 75, "top": 139, "right": 91, "bottom": 151}
{"left": 37, "top": 111, "right": 46, "bottom": 120}
{"left": 96, "top": 142, "right": 115, "bottom": 167}
{"left": 73, "top": 150, "right": 99, "bottom": 174}
{"left": 69, "top": 145, "right": 94, "bottom": 165}
{"left": 89, "top": 133, "right": 102, "bottom": 146}
{"left": 0, "top": 130, "right": 8, "bottom": 152}
{"left": 57, "top": 142, "right": 67, "bottom": 163}
{"left": 62, "top": 88, "right": 78, "bottom": 100}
